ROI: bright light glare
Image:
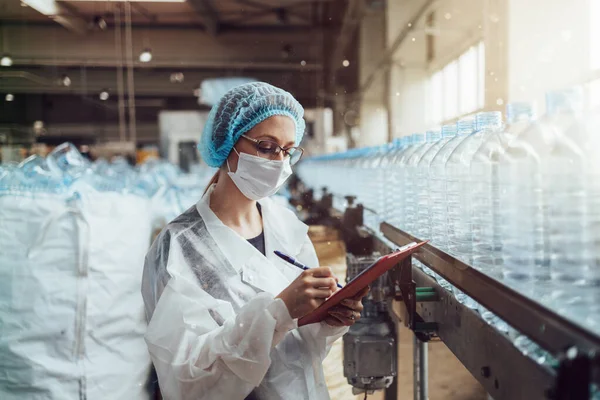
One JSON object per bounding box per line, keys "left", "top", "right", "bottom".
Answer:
{"left": 591, "top": 0, "right": 600, "bottom": 69}
{"left": 99, "top": 91, "right": 109, "bottom": 101}
{"left": 6, "top": 94, "right": 14, "bottom": 102}
{"left": 22, "top": 0, "right": 58, "bottom": 15}
{"left": 1, "top": 56, "right": 13, "bottom": 67}
{"left": 139, "top": 50, "right": 152, "bottom": 63}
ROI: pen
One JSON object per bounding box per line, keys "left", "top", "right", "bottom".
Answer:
{"left": 274, "top": 250, "right": 344, "bottom": 289}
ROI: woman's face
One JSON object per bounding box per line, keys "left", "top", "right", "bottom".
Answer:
{"left": 227, "top": 115, "right": 296, "bottom": 171}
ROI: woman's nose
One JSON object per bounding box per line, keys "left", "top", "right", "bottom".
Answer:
{"left": 275, "top": 151, "right": 286, "bottom": 161}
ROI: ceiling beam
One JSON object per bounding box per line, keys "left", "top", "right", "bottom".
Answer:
{"left": 187, "top": 0, "right": 220, "bottom": 36}
{"left": 235, "top": 0, "right": 311, "bottom": 23}
{"left": 21, "top": 0, "right": 87, "bottom": 34}
{"left": 9, "top": 58, "right": 323, "bottom": 71}
{"left": 0, "top": 19, "right": 340, "bottom": 33}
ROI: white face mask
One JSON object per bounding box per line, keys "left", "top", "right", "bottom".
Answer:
{"left": 227, "top": 149, "right": 293, "bottom": 200}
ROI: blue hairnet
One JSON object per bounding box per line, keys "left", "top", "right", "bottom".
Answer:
{"left": 199, "top": 82, "right": 306, "bottom": 167}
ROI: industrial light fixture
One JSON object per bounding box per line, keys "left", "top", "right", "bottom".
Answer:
{"left": 99, "top": 90, "right": 109, "bottom": 101}
{"left": 139, "top": 48, "right": 152, "bottom": 63}
{"left": 33, "top": 121, "right": 45, "bottom": 136}
{"left": 93, "top": 15, "right": 108, "bottom": 31}
{"left": 170, "top": 72, "right": 184, "bottom": 83}
{"left": 61, "top": 74, "right": 71, "bottom": 87}
{"left": 342, "top": 59, "right": 350, "bottom": 67}
{"left": 5, "top": 93, "right": 14, "bottom": 102}
{"left": 1, "top": 55, "right": 13, "bottom": 67}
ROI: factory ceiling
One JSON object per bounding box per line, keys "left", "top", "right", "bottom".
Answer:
{"left": 0, "top": 0, "right": 358, "bottom": 107}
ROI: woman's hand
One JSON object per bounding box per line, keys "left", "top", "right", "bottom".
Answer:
{"left": 276, "top": 267, "right": 338, "bottom": 319}
{"left": 324, "top": 286, "right": 370, "bottom": 327}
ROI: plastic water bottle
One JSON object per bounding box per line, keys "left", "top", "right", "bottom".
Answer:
{"left": 415, "top": 125, "right": 458, "bottom": 261}
{"left": 505, "top": 102, "right": 536, "bottom": 138}
{"left": 363, "top": 144, "right": 390, "bottom": 231}
{"left": 470, "top": 103, "right": 535, "bottom": 282}
{"left": 416, "top": 125, "right": 456, "bottom": 235}
{"left": 445, "top": 113, "right": 502, "bottom": 308}
{"left": 403, "top": 130, "right": 441, "bottom": 237}
{"left": 445, "top": 112, "right": 503, "bottom": 265}
{"left": 540, "top": 89, "right": 598, "bottom": 333}
{"left": 355, "top": 147, "right": 373, "bottom": 211}
{"left": 469, "top": 105, "right": 536, "bottom": 329}
{"left": 46, "top": 143, "right": 90, "bottom": 186}
{"left": 499, "top": 90, "right": 582, "bottom": 300}
{"left": 543, "top": 90, "right": 588, "bottom": 287}
{"left": 380, "top": 138, "right": 404, "bottom": 224}
{"left": 577, "top": 109, "right": 600, "bottom": 333}
{"left": 470, "top": 128, "right": 515, "bottom": 280}
{"left": 392, "top": 133, "right": 426, "bottom": 230}
{"left": 17, "top": 155, "right": 66, "bottom": 194}
{"left": 383, "top": 137, "right": 409, "bottom": 226}
{"left": 372, "top": 142, "right": 396, "bottom": 231}
{"left": 429, "top": 118, "right": 476, "bottom": 253}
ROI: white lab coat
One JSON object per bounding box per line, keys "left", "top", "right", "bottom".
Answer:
{"left": 142, "top": 185, "right": 348, "bottom": 400}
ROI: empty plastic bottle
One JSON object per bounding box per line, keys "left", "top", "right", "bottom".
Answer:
{"left": 46, "top": 143, "right": 90, "bottom": 186}
{"left": 404, "top": 130, "right": 441, "bottom": 237}
{"left": 505, "top": 102, "right": 536, "bottom": 139}
{"left": 498, "top": 89, "right": 583, "bottom": 302}
{"left": 362, "top": 144, "right": 391, "bottom": 231}
{"left": 415, "top": 128, "right": 454, "bottom": 242}
{"left": 429, "top": 118, "right": 476, "bottom": 254}
{"left": 445, "top": 112, "right": 503, "bottom": 266}
{"left": 380, "top": 138, "right": 404, "bottom": 224}
{"left": 383, "top": 137, "right": 409, "bottom": 226}
{"left": 390, "top": 133, "right": 425, "bottom": 230}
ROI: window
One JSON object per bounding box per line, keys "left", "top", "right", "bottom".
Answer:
{"left": 591, "top": 1, "right": 600, "bottom": 107}
{"left": 591, "top": 0, "right": 600, "bottom": 70}
{"left": 430, "top": 70, "right": 443, "bottom": 125}
{"left": 427, "top": 42, "right": 485, "bottom": 125}
{"left": 443, "top": 61, "right": 458, "bottom": 120}
{"left": 590, "top": 79, "right": 600, "bottom": 109}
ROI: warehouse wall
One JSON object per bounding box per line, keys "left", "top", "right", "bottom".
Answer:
{"left": 4, "top": 24, "right": 323, "bottom": 68}
{"left": 379, "top": 0, "right": 596, "bottom": 140}
{"left": 357, "top": 8, "right": 388, "bottom": 147}
{"left": 507, "top": 0, "right": 592, "bottom": 112}
{"left": 387, "top": 0, "right": 429, "bottom": 137}
{"left": 384, "top": 0, "right": 487, "bottom": 138}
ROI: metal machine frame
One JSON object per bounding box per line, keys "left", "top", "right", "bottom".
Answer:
{"left": 378, "top": 223, "right": 600, "bottom": 400}
{"left": 288, "top": 179, "right": 599, "bottom": 400}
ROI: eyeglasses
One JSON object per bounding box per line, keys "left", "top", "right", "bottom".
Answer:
{"left": 240, "top": 135, "right": 304, "bottom": 166}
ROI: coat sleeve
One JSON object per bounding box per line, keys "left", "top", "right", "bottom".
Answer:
{"left": 143, "top": 236, "right": 297, "bottom": 400}
{"left": 295, "top": 235, "right": 349, "bottom": 361}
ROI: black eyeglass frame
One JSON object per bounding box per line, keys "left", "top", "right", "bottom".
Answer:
{"left": 240, "top": 134, "right": 304, "bottom": 165}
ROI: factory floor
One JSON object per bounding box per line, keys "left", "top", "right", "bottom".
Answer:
{"left": 309, "top": 226, "right": 488, "bottom": 400}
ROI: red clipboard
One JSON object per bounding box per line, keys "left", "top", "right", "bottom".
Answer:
{"left": 298, "top": 241, "right": 428, "bottom": 327}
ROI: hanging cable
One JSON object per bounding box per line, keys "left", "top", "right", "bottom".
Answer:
{"left": 114, "top": 5, "right": 127, "bottom": 143}
{"left": 124, "top": 1, "right": 137, "bottom": 146}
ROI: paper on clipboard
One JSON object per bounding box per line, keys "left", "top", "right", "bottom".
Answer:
{"left": 297, "top": 241, "right": 428, "bottom": 327}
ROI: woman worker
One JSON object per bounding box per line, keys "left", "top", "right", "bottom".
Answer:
{"left": 141, "top": 82, "right": 369, "bottom": 400}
